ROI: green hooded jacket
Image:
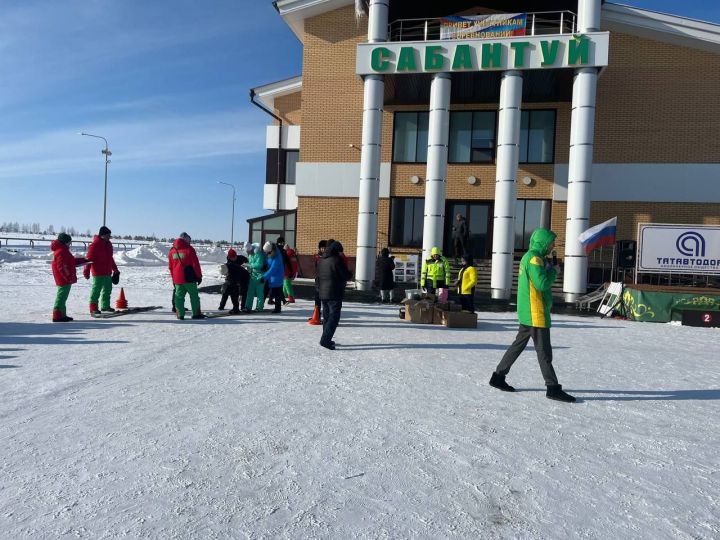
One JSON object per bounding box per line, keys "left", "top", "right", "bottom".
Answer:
{"left": 517, "top": 228, "right": 557, "bottom": 328}
{"left": 247, "top": 251, "right": 266, "bottom": 280}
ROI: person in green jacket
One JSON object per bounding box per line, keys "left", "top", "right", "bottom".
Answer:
{"left": 489, "top": 228, "right": 576, "bottom": 403}
{"left": 420, "top": 247, "right": 450, "bottom": 295}
{"left": 244, "top": 243, "right": 266, "bottom": 312}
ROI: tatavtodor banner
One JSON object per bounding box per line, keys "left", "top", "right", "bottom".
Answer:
{"left": 637, "top": 224, "right": 720, "bottom": 274}
{"left": 440, "top": 13, "right": 527, "bottom": 40}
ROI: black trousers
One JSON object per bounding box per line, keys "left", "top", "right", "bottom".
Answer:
{"left": 269, "top": 286, "right": 283, "bottom": 313}
{"left": 459, "top": 292, "right": 475, "bottom": 312}
{"left": 321, "top": 300, "right": 342, "bottom": 345}
{"left": 453, "top": 237, "right": 467, "bottom": 259}
{"left": 219, "top": 282, "right": 239, "bottom": 310}
{"left": 495, "top": 325, "right": 559, "bottom": 386}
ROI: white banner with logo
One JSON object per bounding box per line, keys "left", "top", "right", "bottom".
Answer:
{"left": 637, "top": 223, "right": 720, "bottom": 274}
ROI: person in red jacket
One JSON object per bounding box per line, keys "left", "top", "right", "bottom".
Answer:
{"left": 168, "top": 232, "right": 205, "bottom": 319}
{"left": 277, "top": 236, "right": 299, "bottom": 303}
{"left": 83, "top": 226, "right": 119, "bottom": 314}
{"left": 51, "top": 233, "right": 89, "bottom": 322}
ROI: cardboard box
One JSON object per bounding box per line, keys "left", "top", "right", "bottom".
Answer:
{"left": 405, "top": 300, "right": 435, "bottom": 324}
{"left": 436, "top": 302, "right": 450, "bottom": 311}
{"left": 435, "top": 309, "right": 478, "bottom": 328}
{"left": 421, "top": 293, "right": 437, "bottom": 303}
{"left": 448, "top": 302, "right": 462, "bottom": 312}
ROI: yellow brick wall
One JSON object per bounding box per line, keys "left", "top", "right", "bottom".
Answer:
{"left": 295, "top": 196, "right": 390, "bottom": 257}
{"left": 301, "top": 6, "right": 366, "bottom": 163}
{"left": 595, "top": 32, "right": 720, "bottom": 163}
{"left": 273, "top": 91, "right": 302, "bottom": 126}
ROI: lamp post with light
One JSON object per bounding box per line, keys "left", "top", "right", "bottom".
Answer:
{"left": 217, "top": 181, "right": 236, "bottom": 245}
{"left": 79, "top": 132, "right": 112, "bottom": 226}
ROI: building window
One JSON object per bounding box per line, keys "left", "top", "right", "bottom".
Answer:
{"left": 247, "top": 211, "right": 297, "bottom": 249}
{"left": 393, "top": 109, "right": 555, "bottom": 165}
{"left": 392, "top": 112, "right": 429, "bottom": 163}
{"left": 265, "top": 149, "right": 299, "bottom": 185}
{"left": 390, "top": 197, "right": 425, "bottom": 247}
{"left": 519, "top": 110, "right": 555, "bottom": 163}
{"left": 285, "top": 150, "right": 298, "bottom": 185}
{"left": 515, "top": 200, "right": 551, "bottom": 250}
{"left": 448, "top": 111, "right": 496, "bottom": 163}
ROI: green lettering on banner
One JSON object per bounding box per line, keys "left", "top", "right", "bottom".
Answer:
{"left": 452, "top": 44, "right": 474, "bottom": 70}
{"left": 425, "top": 45, "right": 445, "bottom": 70}
{"left": 481, "top": 43, "right": 502, "bottom": 69}
{"left": 540, "top": 40, "right": 559, "bottom": 66}
{"left": 568, "top": 35, "right": 589, "bottom": 65}
{"left": 397, "top": 47, "right": 417, "bottom": 72}
{"left": 510, "top": 41, "right": 530, "bottom": 68}
{"left": 371, "top": 47, "right": 391, "bottom": 72}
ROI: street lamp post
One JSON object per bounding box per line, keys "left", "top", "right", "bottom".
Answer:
{"left": 217, "top": 181, "right": 236, "bottom": 245}
{"left": 80, "top": 132, "right": 112, "bottom": 226}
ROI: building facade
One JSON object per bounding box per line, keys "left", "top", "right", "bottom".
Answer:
{"left": 251, "top": 0, "right": 720, "bottom": 298}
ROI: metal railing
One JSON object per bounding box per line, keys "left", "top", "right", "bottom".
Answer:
{"left": 0, "top": 236, "right": 154, "bottom": 250}
{"left": 388, "top": 11, "right": 577, "bottom": 42}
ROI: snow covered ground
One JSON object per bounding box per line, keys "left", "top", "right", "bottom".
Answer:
{"left": 1, "top": 246, "right": 719, "bottom": 538}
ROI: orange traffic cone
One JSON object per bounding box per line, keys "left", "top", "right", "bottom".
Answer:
{"left": 115, "top": 288, "right": 129, "bottom": 310}
{"left": 308, "top": 305, "right": 322, "bottom": 325}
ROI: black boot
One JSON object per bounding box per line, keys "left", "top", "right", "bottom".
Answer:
{"left": 489, "top": 372, "right": 515, "bottom": 392}
{"left": 546, "top": 384, "right": 576, "bottom": 403}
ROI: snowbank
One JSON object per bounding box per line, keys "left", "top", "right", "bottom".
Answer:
{"left": 0, "top": 248, "right": 32, "bottom": 264}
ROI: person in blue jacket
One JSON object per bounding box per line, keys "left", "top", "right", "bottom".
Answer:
{"left": 261, "top": 241, "right": 285, "bottom": 314}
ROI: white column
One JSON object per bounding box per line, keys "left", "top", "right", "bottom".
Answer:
{"left": 563, "top": 0, "right": 601, "bottom": 302}
{"left": 490, "top": 70, "right": 523, "bottom": 300}
{"left": 355, "top": 0, "right": 389, "bottom": 291}
{"left": 421, "top": 73, "right": 452, "bottom": 262}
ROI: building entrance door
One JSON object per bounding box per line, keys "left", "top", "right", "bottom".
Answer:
{"left": 445, "top": 202, "right": 493, "bottom": 261}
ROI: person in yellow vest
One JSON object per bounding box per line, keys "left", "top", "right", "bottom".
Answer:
{"left": 454, "top": 253, "right": 476, "bottom": 312}
{"left": 420, "top": 247, "right": 450, "bottom": 295}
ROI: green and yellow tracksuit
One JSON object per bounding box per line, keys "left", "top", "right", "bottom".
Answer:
{"left": 516, "top": 228, "right": 557, "bottom": 328}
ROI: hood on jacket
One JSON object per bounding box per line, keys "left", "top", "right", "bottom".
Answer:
{"left": 173, "top": 237, "right": 191, "bottom": 250}
{"left": 528, "top": 228, "right": 557, "bottom": 256}
{"left": 91, "top": 234, "right": 110, "bottom": 244}
{"left": 325, "top": 241, "right": 343, "bottom": 257}
{"left": 50, "top": 239, "right": 68, "bottom": 251}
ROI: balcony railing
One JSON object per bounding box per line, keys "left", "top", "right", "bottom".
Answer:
{"left": 388, "top": 11, "right": 577, "bottom": 42}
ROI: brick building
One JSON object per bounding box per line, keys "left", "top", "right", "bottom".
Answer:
{"left": 250, "top": 0, "right": 720, "bottom": 299}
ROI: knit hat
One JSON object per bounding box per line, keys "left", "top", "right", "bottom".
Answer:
{"left": 179, "top": 232, "right": 191, "bottom": 243}
{"left": 98, "top": 226, "right": 111, "bottom": 236}
{"left": 57, "top": 232, "right": 72, "bottom": 245}
{"left": 263, "top": 241, "right": 273, "bottom": 253}
{"left": 227, "top": 248, "right": 237, "bottom": 259}
{"left": 318, "top": 240, "right": 327, "bottom": 249}
{"left": 277, "top": 236, "right": 285, "bottom": 245}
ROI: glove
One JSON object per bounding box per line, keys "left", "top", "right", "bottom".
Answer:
{"left": 83, "top": 265, "right": 90, "bottom": 280}
{"left": 111, "top": 270, "right": 120, "bottom": 285}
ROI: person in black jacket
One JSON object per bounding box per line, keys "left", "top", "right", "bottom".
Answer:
{"left": 374, "top": 248, "right": 395, "bottom": 303}
{"left": 219, "top": 249, "right": 249, "bottom": 314}
{"left": 316, "top": 240, "right": 353, "bottom": 350}
{"left": 452, "top": 213, "right": 469, "bottom": 264}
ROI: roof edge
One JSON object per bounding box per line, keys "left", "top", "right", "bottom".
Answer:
{"left": 251, "top": 76, "right": 302, "bottom": 111}
{"left": 274, "top": 0, "right": 355, "bottom": 40}
{"left": 603, "top": 3, "right": 720, "bottom": 53}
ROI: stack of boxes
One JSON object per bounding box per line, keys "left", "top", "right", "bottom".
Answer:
{"left": 401, "top": 294, "right": 478, "bottom": 328}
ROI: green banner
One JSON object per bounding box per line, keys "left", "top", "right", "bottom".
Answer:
{"left": 622, "top": 288, "right": 720, "bottom": 322}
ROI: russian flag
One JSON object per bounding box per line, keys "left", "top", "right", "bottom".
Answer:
{"left": 578, "top": 217, "right": 617, "bottom": 255}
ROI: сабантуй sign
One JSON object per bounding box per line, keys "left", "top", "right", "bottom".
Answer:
{"left": 356, "top": 32, "right": 610, "bottom": 75}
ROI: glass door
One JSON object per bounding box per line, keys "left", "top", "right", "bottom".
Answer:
{"left": 445, "top": 202, "right": 492, "bottom": 260}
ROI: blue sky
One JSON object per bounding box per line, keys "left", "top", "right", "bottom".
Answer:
{"left": 0, "top": 1, "right": 718, "bottom": 241}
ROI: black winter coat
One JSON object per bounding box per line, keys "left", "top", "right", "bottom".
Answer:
{"left": 375, "top": 255, "right": 395, "bottom": 290}
{"left": 225, "top": 257, "right": 249, "bottom": 291}
{"left": 316, "top": 242, "right": 353, "bottom": 300}
{"left": 452, "top": 218, "right": 468, "bottom": 240}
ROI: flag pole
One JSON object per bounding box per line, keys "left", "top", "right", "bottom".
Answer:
{"left": 610, "top": 242, "right": 616, "bottom": 283}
